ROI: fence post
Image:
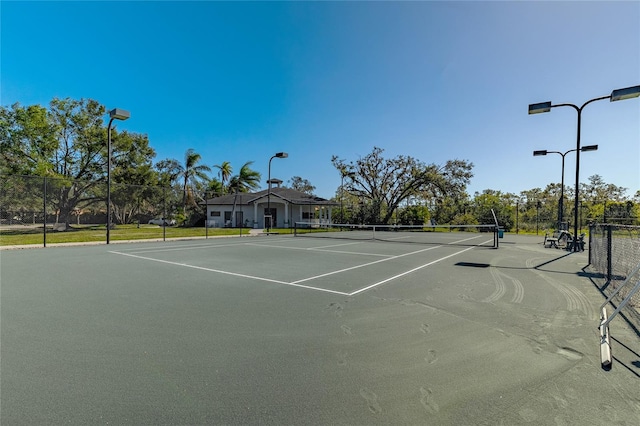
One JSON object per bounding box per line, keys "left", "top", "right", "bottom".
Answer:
{"left": 204, "top": 191, "right": 208, "bottom": 240}
{"left": 587, "top": 223, "right": 596, "bottom": 265}
{"left": 43, "top": 176, "right": 47, "bottom": 248}
{"left": 606, "top": 224, "right": 612, "bottom": 283}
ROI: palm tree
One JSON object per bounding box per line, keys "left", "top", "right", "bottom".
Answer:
{"left": 214, "top": 161, "right": 233, "bottom": 194}
{"left": 206, "top": 178, "right": 224, "bottom": 198}
{"left": 228, "top": 161, "right": 261, "bottom": 226}
{"left": 228, "top": 161, "right": 261, "bottom": 193}
{"left": 181, "top": 148, "right": 211, "bottom": 213}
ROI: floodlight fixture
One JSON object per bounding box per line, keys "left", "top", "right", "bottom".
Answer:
{"left": 610, "top": 85, "right": 640, "bottom": 102}
{"left": 109, "top": 108, "right": 131, "bottom": 121}
{"left": 528, "top": 102, "right": 552, "bottom": 115}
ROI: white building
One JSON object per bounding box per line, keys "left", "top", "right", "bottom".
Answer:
{"left": 203, "top": 185, "right": 338, "bottom": 229}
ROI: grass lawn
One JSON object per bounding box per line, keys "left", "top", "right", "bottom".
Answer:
{"left": 0, "top": 224, "right": 254, "bottom": 246}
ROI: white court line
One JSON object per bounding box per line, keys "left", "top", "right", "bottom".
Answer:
{"left": 243, "top": 242, "right": 391, "bottom": 257}
{"left": 309, "top": 241, "right": 369, "bottom": 250}
{"left": 290, "top": 245, "right": 442, "bottom": 284}
{"left": 119, "top": 237, "right": 293, "bottom": 254}
{"left": 124, "top": 242, "right": 245, "bottom": 254}
{"left": 384, "top": 233, "right": 488, "bottom": 245}
{"left": 110, "top": 240, "right": 490, "bottom": 297}
{"left": 448, "top": 235, "right": 489, "bottom": 245}
{"left": 348, "top": 246, "right": 477, "bottom": 295}
{"left": 109, "top": 250, "right": 351, "bottom": 295}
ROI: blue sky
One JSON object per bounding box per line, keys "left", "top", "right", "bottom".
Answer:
{"left": 2, "top": 1, "right": 639, "bottom": 200}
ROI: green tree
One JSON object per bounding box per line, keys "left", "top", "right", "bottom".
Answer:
{"left": 472, "top": 190, "right": 514, "bottom": 231}
{"left": 206, "top": 178, "right": 224, "bottom": 198}
{"left": 155, "top": 158, "right": 182, "bottom": 187}
{"left": 179, "top": 148, "right": 211, "bottom": 214}
{"left": 332, "top": 147, "right": 473, "bottom": 224}
{"left": 287, "top": 176, "right": 315, "bottom": 194}
{"left": 397, "top": 204, "right": 431, "bottom": 225}
{"left": 1, "top": 98, "right": 156, "bottom": 227}
{"left": 152, "top": 158, "right": 183, "bottom": 220}
{"left": 110, "top": 132, "right": 157, "bottom": 224}
{"left": 4, "top": 98, "right": 108, "bottom": 228}
{"left": 214, "top": 161, "right": 233, "bottom": 194}
{"left": 228, "top": 161, "right": 261, "bottom": 193}
{"left": 0, "top": 103, "right": 57, "bottom": 175}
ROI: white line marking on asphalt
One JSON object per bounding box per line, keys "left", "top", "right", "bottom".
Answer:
{"left": 348, "top": 246, "right": 477, "bottom": 295}
{"left": 109, "top": 250, "right": 351, "bottom": 295}
{"left": 243, "top": 242, "right": 391, "bottom": 257}
{"left": 290, "top": 245, "right": 442, "bottom": 284}
{"left": 111, "top": 240, "right": 488, "bottom": 296}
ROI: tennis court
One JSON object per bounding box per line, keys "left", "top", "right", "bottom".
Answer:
{"left": 1, "top": 233, "right": 639, "bottom": 424}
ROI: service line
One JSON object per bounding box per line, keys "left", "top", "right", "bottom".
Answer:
{"left": 109, "top": 250, "right": 351, "bottom": 295}
{"left": 348, "top": 245, "right": 477, "bottom": 295}
{"left": 290, "top": 245, "right": 442, "bottom": 284}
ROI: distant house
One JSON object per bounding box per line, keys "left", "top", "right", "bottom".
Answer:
{"left": 203, "top": 183, "right": 338, "bottom": 228}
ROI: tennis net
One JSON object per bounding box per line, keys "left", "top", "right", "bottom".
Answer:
{"left": 293, "top": 222, "right": 499, "bottom": 248}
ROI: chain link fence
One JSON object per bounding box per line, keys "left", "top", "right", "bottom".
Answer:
{"left": 589, "top": 223, "right": 640, "bottom": 326}
{"left": 0, "top": 175, "right": 189, "bottom": 246}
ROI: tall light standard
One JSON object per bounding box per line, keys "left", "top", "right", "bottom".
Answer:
{"left": 267, "top": 152, "right": 288, "bottom": 231}
{"left": 529, "top": 85, "right": 640, "bottom": 251}
{"left": 106, "top": 108, "right": 130, "bottom": 244}
{"left": 533, "top": 145, "right": 598, "bottom": 229}
{"left": 340, "top": 170, "right": 355, "bottom": 224}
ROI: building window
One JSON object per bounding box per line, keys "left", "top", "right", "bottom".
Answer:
{"left": 210, "top": 211, "right": 221, "bottom": 217}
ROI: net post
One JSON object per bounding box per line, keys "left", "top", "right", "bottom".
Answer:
{"left": 491, "top": 208, "right": 500, "bottom": 249}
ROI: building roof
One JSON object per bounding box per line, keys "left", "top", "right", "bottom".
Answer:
{"left": 204, "top": 187, "right": 337, "bottom": 206}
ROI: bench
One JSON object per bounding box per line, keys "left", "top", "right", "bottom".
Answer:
{"left": 565, "top": 233, "right": 586, "bottom": 251}
{"left": 544, "top": 231, "right": 559, "bottom": 248}
{"left": 544, "top": 230, "right": 569, "bottom": 249}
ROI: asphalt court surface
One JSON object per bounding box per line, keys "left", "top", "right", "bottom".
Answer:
{"left": 109, "top": 233, "right": 496, "bottom": 296}
{"left": 1, "top": 233, "right": 639, "bottom": 425}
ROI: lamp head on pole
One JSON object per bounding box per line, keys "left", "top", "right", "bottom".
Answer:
{"left": 533, "top": 150, "right": 548, "bottom": 156}
{"left": 528, "top": 102, "right": 552, "bottom": 115}
{"left": 581, "top": 144, "right": 598, "bottom": 152}
{"left": 610, "top": 85, "right": 640, "bottom": 102}
{"left": 109, "top": 108, "right": 130, "bottom": 121}
{"left": 275, "top": 152, "right": 288, "bottom": 159}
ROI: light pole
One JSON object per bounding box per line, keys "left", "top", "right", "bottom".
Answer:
{"left": 267, "top": 152, "right": 287, "bottom": 231}
{"left": 533, "top": 145, "right": 598, "bottom": 229}
{"left": 340, "top": 170, "right": 355, "bottom": 224}
{"left": 529, "top": 85, "right": 640, "bottom": 251}
{"left": 106, "top": 108, "right": 130, "bottom": 244}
